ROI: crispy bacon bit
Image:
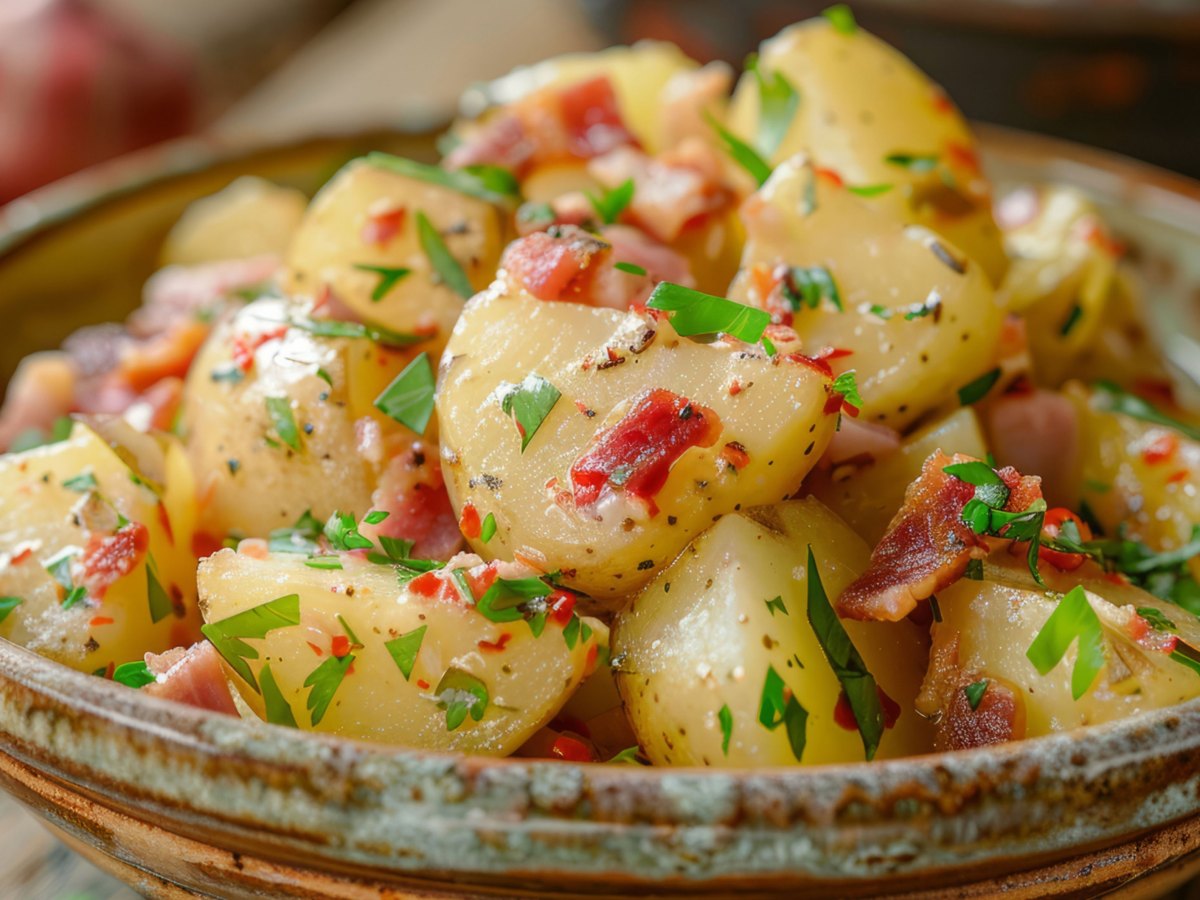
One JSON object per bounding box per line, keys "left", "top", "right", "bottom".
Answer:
{"left": 939, "top": 676, "right": 1024, "bottom": 752}
{"left": 459, "top": 502, "right": 482, "bottom": 540}
{"left": 503, "top": 226, "right": 611, "bottom": 303}
{"left": 81, "top": 522, "right": 149, "bottom": 599}
{"left": 1142, "top": 432, "right": 1179, "bottom": 466}
{"left": 570, "top": 389, "right": 721, "bottom": 513}
{"left": 360, "top": 442, "right": 463, "bottom": 561}
{"left": 143, "top": 642, "right": 239, "bottom": 716}
{"left": 1038, "top": 507, "right": 1091, "bottom": 572}
{"left": 719, "top": 441, "right": 750, "bottom": 471}
{"left": 117, "top": 320, "right": 210, "bottom": 392}
{"left": 837, "top": 452, "right": 1043, "bottom": 621}
{"left": 361, "top": 207, "right": 406, "bottom": 247}
{"left": 478, "top": 632, "right": 513, "bottom": 653}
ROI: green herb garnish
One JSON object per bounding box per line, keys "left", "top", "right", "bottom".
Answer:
{"left": 354, "top": 264, "right": 411, "bottom": 302}
{"left": 480, "top": 512, "right": 497, "bottom": 543}
{"left": 112, "top": 661, "right": 156, "bottom": 688}
{"left": 963, "top": 679, "right": 989, "bottom": 711}
{"left": 1093, "top": 381, "right": 1200, "bottom": 442}
{"left": 764, "top": 595, "right": 788, "bottom": 617}
{"left": 364, "top": 153, "right": 519, "bottom": 206}
{"left": 260, "top": 663, "right": 299, "bottom": 727}
{"left": 374, "top": 351, "right": 435, "bottom": 434}
{"left": 265, "top": 397, "right": 302, "bottom": 451}
{"left": 303, "top": 653, "right": 353, "bottom": 726}
{"left": 705, "top": 112, "right": 773, "bottom": 187}
{"left": 718, "top": 703, "right": 734, "bottom": 756}
{"left": 957, "top": 367, "right": 1002, "bottom": 406}
{"left": 434, "top": 667, "right": 489, "bottom": 730}
{"left": 822, "top": 3, "right": 858, "bottom": 34}
{"left": 614, "top": 261, "right": 647, "bottom": 276}
{"left": 495, "top": 373, "right": 561, "bottom": 452}
{"left": 782, "top": 266, "right": 842, "bottom": 312}
{"left": 386, "top": 625, "right": 427, "bottom": 681}
{"left": 885, "top": 152, "right": 941, "bottom": 173}
{"left": 1026, "top": 585, "right": 1105, "bottom": 700}
{"left": 146, "top": 559, "right": 172, "bottom": 624}
{"left": 0, "top": 596, "right": 22, "bottom": 624}
{"left": 647, "top": 282, "right": 771, "bottom": 344}
{"left": 587, "top": 178, "right": 634, "bottom": 225}
{"left": 62, "top": 471, "right": 98, "bottom": 493}
{"left": 757, "top": 665, "right": 808, "bottom": 763}
{"left": 746, "top": 54, "right": 799, "bottom": 157}
{"left": 416, "top": 211, "right": 473, "bottom": 299}
{"left": 201, "top": 594, "right": 302, "bottom": 693}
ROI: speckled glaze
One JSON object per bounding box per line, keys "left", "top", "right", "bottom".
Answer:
{"left": 0, "top": 128, "right": 1198, "bottom": 898}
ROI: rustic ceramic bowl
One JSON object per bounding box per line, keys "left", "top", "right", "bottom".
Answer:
{"left": 0, "top": 127, "right": 1198, "bottom": 899}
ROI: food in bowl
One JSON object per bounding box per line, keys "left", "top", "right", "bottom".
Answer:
{"left": 0, "top": 6, "right": 1196, "bottom": 769}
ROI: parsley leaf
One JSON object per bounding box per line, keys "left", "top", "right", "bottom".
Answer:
{"left": 587, "top": 178, "right": 634, "bottom": 225}
{"left": 495, "top": 373, "right": 561, "bottom": 452}
{"left": 475, "top": 575, "right": 553, "bottom": 637}
{"left": 288, "top": 316, "right": 423, "bottom": 348}
{"left": 45, "top": 549, "right": 86, "bottom": 609}
{"left": 386, "top": 625, "right": 427, "bottom": 681}
{"left": 1138, "top": 606, "right": 1176, "bottom": 632}
{"left": 323, "top": 511, "right": 375, "bottom": 552}
{"left": 822, "top": 3, "right": 858, "bottom": 34}
{"left": 806, "top": 547, "right": 884, "bottom": 760}
{"left": 746, "top": 54, "right": 799, "bottom": 157}
{"left": 9, "top": 417, "right": 73, "bottom": 453}
{"left": 265, "top": 396, "right": 302, "bottom": 451}
{"left": 614, "top": 261, "right": 647, "bottom": 276}
{"left": 200, "top": 594, "right": 302, "bottom": 693}
{"left": 963, "top": 679, "right": 989, "bottom": 711}
{"left": 268, "top": 509, "right": 323, "bottom": 554}
{"left": 757, "top": 665, "right": 808, "bottom": 762}
{"left": 765, "top": 595, "right": 788, "bottom": 617}
{"left": 1026, "top": 585, "right": 1106, "bottom": 699}
{"left": 647, "top": 282, "right": 771, "bottom": 344}
{"left": 1059, "top": 303, "right": 1084, "bottom": 337}
{"left": 62, "top": 471, "right": 98, "bottom": 493}
{"left": 847, "top": 183, "right": 893, "bottom": 198}
{"left": 112, "top": 661, "right": 155, "bottom": 689}
{"left": 718, "top": 703, "right": 734, "bottom": 756}
{"left": 416, "top": 211, "right": 473, "bottom": 299}
{"left": 353, "top": 264, "right": 411, "bottom": 302}
{"left": 480, "top": 512, "right": 497, "bottom": 543}
{"left": 1092, "top": 381, "right": 1200, "bottom": 442}
{"left": 782, "top": 266, "right": 842, "bottom": 312}
{"left": 146, "top": 559, "right": 172, "bottom": 624}
{"left": 434, "top": 667, "right": 489, "bottom": 730}
{"left": 885, "top": 152, "right": 941, "bottom": 173}
{"left": 957, "top": 367, "right": 1002, "bottom": 406}
{"left": 303, "top": 653, "right": 353, "bottom": 726}
{"left": 609, "top": 746, "right": 646, "bottom": 764}
{"left": 831, "top": 370, "right": 863, "bottom": 411}
{"left": 0, "top": 596, "right": 22, "bottom": 624}
{"left": 943, "top": 461, "right": 1011, "bottom": 509}
{"left": 364, "top": 153, "right": 519, "bottom": 206}
{"left": 260, "top": 663, "right": 298, "bottom": 727}
{"left": 705, "top": 112, "right": 772, "bottom": 186}
{"left": 374, "top": 351, "right": 435, "bottom": 434}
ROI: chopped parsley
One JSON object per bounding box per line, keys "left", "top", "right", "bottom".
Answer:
{"left": 434, "top": 667, "right": 489, "bottom": 730}
{"left": 705, "top": 112, "right": 772, "bottom": 187}
{"left": 45, "top": 549, "right": 85, "bottom": 609}
{"left": 374, "top": 351, "right": 435, "bottom": 434}
{"left": 1092, "top": 381, "right": 1200, "bottom": 442}
{"left": 647, "top": 281, "right": 771, "bottom": 344}
{"left": 822, "top": 3, "right": 858, "bottom": 34}
{"left": 963, "top": 679, "right": 989, "bottom": 711}
{"left": 1059, "top": 303, "right": 1084, "bottom": 337}
{"left": 304, "top": 653, "right": 353, "bottom": 726}
{"left": 1026, "top": 585, "right": 1106, "bottom": 700}
{"left": 1138, "top": 606, "right": 1176, "bottom": 632}
{"left": 868, "top": 304, "right": 893, "bottom": 320}
{"left": 609, "top": 746, "right": 646, "bottom": 765}
{"left": 475, "top": 575, "right": 553, "bottom": 637}
{"left": 62, "top": 471, "right": 98, "bottom": 493}
{"left": 614, "top": 261, "right": 647, "bottom": 276}
{"left": 847, "top": 183, "right": 893, "bottom": 198}
{"left": 353, "top": 263, "right": 411, "bottom": 302}
{"left": 265, "top": 396, "right": 302, "bottom": 451}
{"left": 764, "top": 595, "right": 788, "bottom": 617}
{"left": 9, "top": 417, "right": 73, "bottom": 453}
{"left": 480, "top": 512, "right": 498, "bottom": 543}
{"left": 268, "top": 509, "right": 323, "bottom": 554}
{"left": 112, "top": 661, "right": 156, "bottom": 689}
{"left": 385, "top": 625, "right": 427, "bottom": 681}
{"left": 587, "top": 178, "right": 634, "bottom": 225}
{"left": 782, "top": 266, "right": 843, "bottom": 312}
{"left": 746, "top": 53, "right": 799, "bottom": 157}
{"left": 831, "top": 370, "right": 863, "bottom": 411}
{"left": 146, "top": 558, "right": 172, "bottom": 623}
{"left": 0, "top": 596, "right": 22, "bottom": 624}
{"left": 200, "top": 593, "right": 302, "bottom": 693}
{"left": 718, "top": 703, "right": 734, "bottom": 756}
{"left": 288, "top": 316, "right": 422, "bottom": 348}
{"left": 495, "top": 373, "right": 561, "bottom": 453}
{"left": 957, "top": 367, "right": 1002, "bottom": 406}
{"left": 416, "top": 211, "right": 473, "bottom": 300}
{"left": 758, "top": 665, "right": 808, "bottom": 763}
{"left": 260, "top": 663, "right": 298, "bottom": 727}
{"left": 364, "top": 153, "right": 519, "bottom": 206}
{"left": 323, "top": 511, "right": 375, "bottom": 552}
{"left": 885, "top": 152, "right": 941, "bottom": 173}
{"left": 303, "top": 556, "right": 343, "bottom": 570}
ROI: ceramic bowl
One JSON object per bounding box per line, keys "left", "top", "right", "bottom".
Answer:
{"left": 0, "top": 127, "right": 1198, "bottom": 899}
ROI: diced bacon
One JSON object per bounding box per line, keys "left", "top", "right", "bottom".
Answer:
{"left": 0, "top": 352, "right": 77, "bottom": 452}
{"left": 836, "top": 452, "right": 1043, "bottom": 621}
{"left": 660, "top": 62, "right": 734, "bottom": 148}
{"left": 132, "top": 255, "right": 279, "bottom": 337}
{"left": 117, "top": 319, "right": 210, "bottom": 391}
{"left": 502, "top": 226, "right": 612, "bottom": 303}
{"left": 143, "top": 642, "right": 239, "bottom": 716}
{"left": 601, "top": 224, "right": 694, "bottom": 286}
{"left": 81, "top": 522, "right": 149, "bottom": 599}
{"left": 446, "top": 75, "right": 637, "bottom": 176}
{"left": 985, "top": 389, "right": 1079, "bottom": 503}
{"left": 822, "top": 417, "right": 901, "bottom": 468}
{"left": 360, "top": 442, "right": 463, "bottom": 561}
{"left": 938, "top": 675, "right": 1024, "bottom": 751}
{"left": 570, "top": 389, "right": 722, "bottom": 513}
{"left": 361, "top": 207, "right": 406, "bottom": 247}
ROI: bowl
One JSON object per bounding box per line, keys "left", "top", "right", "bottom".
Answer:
{"left": 0, "top": 127, "right": 1198, "bottom": 899}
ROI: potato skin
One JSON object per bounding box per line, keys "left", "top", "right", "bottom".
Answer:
{"left": 727, "top": 18, "right": 1007, "bottom": 284}
{"left": 198, "top": 549, "right": 603, "bottom": 753}
{"left": 729, "top": 156, "right": 1004, "bottom": 430}
{"left": 285, "top": 158, "right": 505, "bottom": 340}
{"left": 0, "top": 422, "right": 200, "bottom": 672}
{"left": 182, "top": 296, "right": 425, "bottom": 539}
{"left": 613, "top": 498, "right": 932, "bottom": 766}
{"left": 436, "top": 280, "right": 838, "bottom": 607}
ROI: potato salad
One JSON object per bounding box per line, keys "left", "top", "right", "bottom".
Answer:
{"left": 1, "top": 6, "right": 1197, "bottom": 767}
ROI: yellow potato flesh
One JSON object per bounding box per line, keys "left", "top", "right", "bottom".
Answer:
{"left": 613, "top": 498, "right": 932, "bottom": 766}
{"left": 729, "top": 156, "right": 1004, "bottom": 429}
{"left": 183, "top": 296, "right": 425, "bottom": 539}
{"left": 808, "top": 408, "right": 988, "bottom": 545}
{"left": 0, "top": 423, "right": 199, "bottom": 671}
{"left": 726, "top": 19, "right": 1007, "bottom": 284}
{"left": 285, "top": 159, "right": 504, "bottom": 341}
{"left": 198, "top": 549, "right": 602, "bottom": 753}
{"left": 436, "top": 282, "right": 837, "bottom": 606}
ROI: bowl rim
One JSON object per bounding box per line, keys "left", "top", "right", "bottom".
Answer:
{"left": 1, "top": 124, "right": 1199, "bottom": 888}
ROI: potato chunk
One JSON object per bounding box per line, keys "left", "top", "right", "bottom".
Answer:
{"left": 182, "top": 295, "right": 426, "bottom": 539}
{"left": 436, "top": 282, "right": 837, "bottom": 606}
{"left": 198, "top": 549, "right": 602, "bottom": 753}
{"left": 728, "top": 157, "right": 1003, "bottom": 430}
{"left": 285, "top": 158, "right": 505, "bottom": 340}
{"left": 726, "top": 18, "right": 1007, "bottom": 283}
{"left": 613, "top": 498, "right": 932, "bottom": 766}
{"left": 0, "top": 421, "right": 199, "bottom": 672}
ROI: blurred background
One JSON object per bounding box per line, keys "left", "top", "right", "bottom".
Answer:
{"left": 3, "top": 0, "right": 1200, "bottom": 207}
{"left": 1, "top": 0, "right": 1200, "bottom": 896}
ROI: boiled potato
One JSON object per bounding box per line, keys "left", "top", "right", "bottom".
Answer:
{"left": 198, "top": 548, "right": 603, "bottom": 752}
{"left": 728, "top": 156, "right": 1004, "bottom": 429}
{"left": 1067, "top": 382, "right": 1200, "bottom": 581}
{"left": 923, "top": 554, "right": 1200, "bottom": 746}
{"left": 809, "top": 408, "right": 988, "bottom": 545}
{"left": 285, "top": 158, "right": 505, "bottom": 340}
{"left": 0, "top": 421, "right": 199, "bottom": 672}
{"left": 727, "top": 17, "right": 1007, "bottom": 284}
{"left": 436, "top": 280, "right": 837, "bottom": 607}
{"left": 161, "top": 176, "right": 308, "bottom": 267}
{"left": 182, "top": 295, "right": 425, "bottom": 539}
{"left": 457, "top": 41, "right": 700, "bottom": 155}
{"left": 613, "top": 497, "right": 933, "bottom": 766}
{"left": 997, "top": 186, "right": 1126, "bottom": 385}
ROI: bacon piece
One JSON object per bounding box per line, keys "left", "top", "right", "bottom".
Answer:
{"left": 502, "top": 226, "right": 612, "bottom": 303}
{"left": 821, "top": 417, "right": 901, "bottom": 468}
{"left": 836, "top": 452, "right": 1043, "bottom": 621}
{"left": 0, "top": 352, "right": 77, "bottom": 452}
{"left": 359, "top": 442, "right": 463, "bottom": 561}
{"left": 132, "top": 255, "right": 279, "bottom": 337}
{"left": 570, "top": 389, "right": 721, "bottom": 513}
{"left": 917, "top": 634, "right": 1025, "bottom": 752}
{"left": 117, "top": 319, "right": 210, "bottom": 391}
{"left": 660, "top": 62, "right": 734, "bottom": 149}
{"left": 985, "top": 389, "right": 1078, "bottom": 507}
{"left": 143, "top": 642, "right": 239, "bottom": 716}
{"left": 81, "top": 522, "right": 150, "bottom": 599}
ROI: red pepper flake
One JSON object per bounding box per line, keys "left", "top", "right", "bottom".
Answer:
{"left": 156, "top": 502, "right": 175, "bottom": 546}
{"left": 1038, "top": 507, "right": 1092, "bottom": 572}
{"left": 416, "top": 678, "right": 431, "bottom": 690}
{"left": 464, "top": 563, "right": 499, "bottom": 600}
{"left": 932, "top": 90, "right": 955, "bottom": 114}
{"left": 551, "top": 734, "right": 595, "bottom": 762}
{"left": 89, "top": 616, "right": 114, "bottom": 627}
{"left": 1133, "top": 378, "right": 1176, "bottom": 408}
{"left": 569, "top": 389, "right": 722, "bottom": 512}
{"left": 750, "top": 263, "right": 779, "bottom": 303}
{"left": 191, "top": 531, "right": 224, "bottom": 560}
{"left": 814, "top": 346, "right": 854, "bottom": 361}
{"left": 361, "top": 207, "right": 406, "bottom": 247}
{"left": 101, "top": 661, "right": 116, "bottom": 680}
{"left": 231, "top": 326, "right": 287, "bottom": 374}
{"left": 787, "top": 353, "right": 834, "bottom": 379}
{"left": 459, "top": 502, "right": 482, "bottom": 540}
{"left": 1103, "top": 571, "right": 1128, "bottom": 586}
{"left": 331, "top": 634, "right": 351, "bottom": 658}
{"left": 1077, "top": 218, "right": 1126, "bottom": 258}
{"left": 10, "top": 545, "right": 32, "bottom": 565}
{"left": 815, "top": 167, "right": 844, "bottom": 188}
{"left": 719, "top": 441, "right": 750, "bottom": 471}
{"left": 728, "top": 379, "right": 743, "bottom": 396}
{"left": 1127, "top": 613, "right": 1150, "bottom": 642}
{"left": 478, "top": 632, "right": 513, "bottom": 653}
{"left": 408, "top": 571, "right": 443, "bottom": 598}
{"left": 548, "top": 590, "right": 576, "bottom": 627}
{"left": 1167, "top": 469, "right": 1190, "bottom": 484}
{"left": 307, "top": 641, "right": 324, "bottom": 657}
{"left": 1142, "top": 433, "right": 1179, "bottom": 466}
{"left": 945, "top": 141, "right": 981, "bottom": 175}
{"left": 834, "top": 686, "right": 900, "bottom": 731}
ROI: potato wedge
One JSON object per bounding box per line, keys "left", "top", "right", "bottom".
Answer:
{"left": 726, "top": 18, "right": 1007, "bottom": 284}
{"left": 0, "top": 421, "right": 199, "bottom": 672}
{"left": 182, "top": 295, "right": 427, "bottom": 539}
{"left": 198, "top": 549, "right": 602, "bottom": 752}
{"left": 436, "top": 281, "right": 837, "bottom": 606}
{"left": 729, "top": 156, "right": 1004, "bottom": 429}
{"left": 285, "top": 158, "right": 505, "bottom": 340}
{"left": 613, "top": 497, "right": 933, "bottom": 766}
{"left": 809, "top": 408, "right": 988, "bottom": 545}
